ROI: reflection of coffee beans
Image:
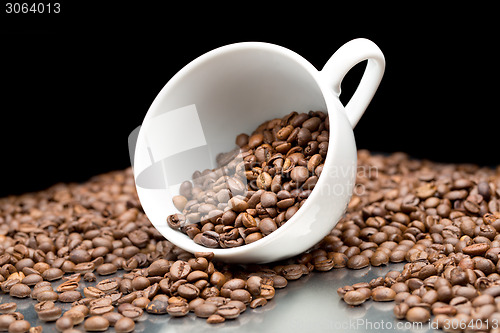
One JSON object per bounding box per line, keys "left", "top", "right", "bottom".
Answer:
{"left": 167, "top": 110, "right": 330, "bottom": 248}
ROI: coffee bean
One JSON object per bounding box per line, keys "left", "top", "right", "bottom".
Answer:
{"left": 37, "top": 306, "right": 62, "bottom": 322}
{"left": 59, "top": 290, "right": 82, "bottom": 303}
{"left": 370, "top": 251, "right": 389, "bottom": 267}
{"left": 194, "top": 302, "right": 218, "bottom": 318}
{"left": 249, "top": 297, "right": 267, "bottom": 309}
{"left": 89, "top": 298, "right": 114, "bottom": 316}
{"left": 166, "top": 303, "right": 189, "bottom": 317}
{"left": 372, "top": 287, "right": 396, "bottom": 302}
{"left": 95, "top": 278, "right": 119, "bottom": 294}
{"left": 0, "top": 315, "right": 16, "bottom": 331}
{"left": 21, "top": 274, "right": 43, "bottom": 286}
{"left": 41, "top": 268, "right": 64, "bottom": 281}
{"left": 177, "top": 283, "right": 200, "bottom": 300}
{"left": 343, "top": 290, "right": 367, "bottom": 306}
{"left": 37, "top": 290, "right": 59, "bottom": 302}
{"left": 9, "top": 283, "right": 31, "bottom": 298}
{"left": 206, "top": 314, "right": 225, "bottom": 324}
{"left": 0, "top": 303, "right": 16, "bottom": 315}
{"left": 169, "top": 260, "right": 191, "bottom": 281}
{"left": 114, "top": 317, "right": 135, "bottom": 333}
{"left": 394, "top": 303, "right": 410, "bottom": 319}
{"left": 172, "top": 195, "right": 188, "bottom": 211}
{"left": 145, "top": 300, "right": 168, "bottom": 315}
{"left": 101, "top": 312, "right": 123, "bottom": 327}
{"left": 462, "top": 243, "right": 489, "bottom": 256}
{"left": 281, "top": 264, "right": 303, "bottom": 280}
{"left": 120, "top": 306, "right": 143, "bottom": 321}
{"left": 131, "top": 276, "right": 150, "bottom": 291}
{"left": 84, "top": 316, "right": 109, "bottom": 332}
{"left": 69, "top": 249, "right": 91, "bottom": 264}
{"left": 405, "top": 306, "right": 431, "bottom": 323}
{"left": 260, "top": 191, "right": 278, "bottom": 208}
{"left": 347, "top": 255, "right": 370, "bottom": 269}
{"left": 96, "top": 263, "right": 117, "bottom": 276}
{"left": 63, "top": 309, "right": 85, "bottom": 325}
{"left": 55, "top": 316, "right": 74, "bottom": 332}
{"left": 217, "top": 304, "right": 241, "bottom": 319}
{"left": 7, "top": 320, "right": 30, "bottom": 333}
{"left": 230, "top": 289, "right": 252, "bottom": 304}
{"left": 248, "top": 133, "right": 264, "bottom": 149}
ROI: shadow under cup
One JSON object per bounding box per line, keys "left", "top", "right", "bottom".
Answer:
{"left": 131, "top": 43, "right": 357, "bottom": 262}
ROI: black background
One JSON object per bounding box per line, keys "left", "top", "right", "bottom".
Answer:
{"left": 0, "top": 4, "right": 498, "bottom": 197}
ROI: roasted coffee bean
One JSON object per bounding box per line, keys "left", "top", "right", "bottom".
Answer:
{"left": 101, "top": 312, "right": 123, "bottom": 327}
{"left": 37, "top": 290, "right": 59, "bottom": 302}
{"left": 145, "top": 299, "right": 169, "bottom": 315}
{"left": 63, "top": 309, "right": 85, "bottom": 325}
{"left": 120, "top": 306, "right": 143, "bottom": 321}
{"left": 84, "top": 287, "right": 106, "bottom": 299}
{"left": 206, "top": 314, "right": 225, "bottom": 324}
{"left": 59, "top": 290, "right": 82, "bottom": 303}
{"left": 177, "top": 283, "right": 200, "bottom": 299}
{"left": 9, "top": 283, "right": 31, "bottom": 298}
{"left": 56, "top": 279, "right": 79, "bottom": 293}
{"left": 89, "top": 298, "right": 114, "bottom": 316}
{"left": 230, "top": 289, "right": 252, "bottom": 304}
{"left": 170, "top": 260, "right": 191, "bottom": 280}
{"left": 405, "top": 306, "right": 431, "bottom": 323}
{"left": 281, "top": 265, "right": 303, "bottom": 280}
{"left": 114, "top": 317, "right": 135, "bottom": 333}
{"left": 347, "top": 255, "right": 370, "bottom": 269}
{"left": 132, "top": 297, "right": 150, "bottom": 309}
{"left": 95, "top": 278, "right": 119, "bottom": 294}
{"left": 131, "top": 276, "right": 150, "bottom": 291}
{"left": 37, "top": 306, "right": 62, "bottom": 322}
{"left": 0, "top": 315, "right": 15, "bottom": 331}
{"left": 166, "top": 303, "right": 189, "bottom": 317}
{"left": 7, "top": 320, "right": 30, "bottom": 333}
{"left": 249, "top": 297, "right": 267, "bottom": 309}
{"left": 83, "top": 272, "right": 97, "bottom": 282}
{"left": 84, "top": 316, "right": 110, "bottom": 332}
{"left": 41, "top": 268, "right": 64, "bottom": 281}
{"left": 21, "top": 274, "right": 43, "bottom": 286}
{"left": 69, "top": 249, "right": 91, "bottom": 264}
{"left": 96, "top": 263, "right": 117, "bottom": 276}
{"left": 55, "top": 316, "right": 74, "bottom": 332}
{"left": 372, "top": 287, "right": 396, "bottom": 302}
{"left": 0, "top": 303, "right": 16, "bottom": 315}
{"left": 194, "top": 302, "right": 218, "bottom": 318}
{"left": 394, "top": 303, "right": 410, "bottom": 319}
{"left": 343, "top": 290, "right": 367, "bottom": 306}
{"left": 217, "top": 304, "right": 241, "bottom": 319}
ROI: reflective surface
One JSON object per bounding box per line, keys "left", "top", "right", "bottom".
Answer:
{"left": 1, "top": 263, "right": 437, "bottom": 333}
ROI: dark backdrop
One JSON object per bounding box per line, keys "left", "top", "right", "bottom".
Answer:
{"left": 1, "top": 4, "right": 498, "bottom": 197}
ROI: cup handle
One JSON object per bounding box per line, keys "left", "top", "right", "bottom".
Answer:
{"left": 321, "top": 38, "right": 385, "bottom": 128}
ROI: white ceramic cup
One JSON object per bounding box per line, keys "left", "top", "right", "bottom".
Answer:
{"left": 132, "top": 38, "right": 385, "bottom": 264}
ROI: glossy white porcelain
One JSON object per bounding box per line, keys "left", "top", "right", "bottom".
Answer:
{"left": 133, "top": 38, "right": 385, "bottom": 263}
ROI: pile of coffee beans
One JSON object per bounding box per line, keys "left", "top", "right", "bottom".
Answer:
{"left": 333, "top": 151, "right": 500, "bottom": 331}
{"left": 167, "top": 110, "right": 329, "bottom": 248}
{"left": 1, "top": 147, "right": 500, "bottom": 331}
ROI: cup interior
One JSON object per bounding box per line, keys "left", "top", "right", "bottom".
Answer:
{"left": 134, "top": 43, "right": 328, "bottom": 250}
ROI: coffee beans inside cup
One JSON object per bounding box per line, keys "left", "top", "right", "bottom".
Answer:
{"left": 166, "top": 110, "right": 330, "bottom": 248}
